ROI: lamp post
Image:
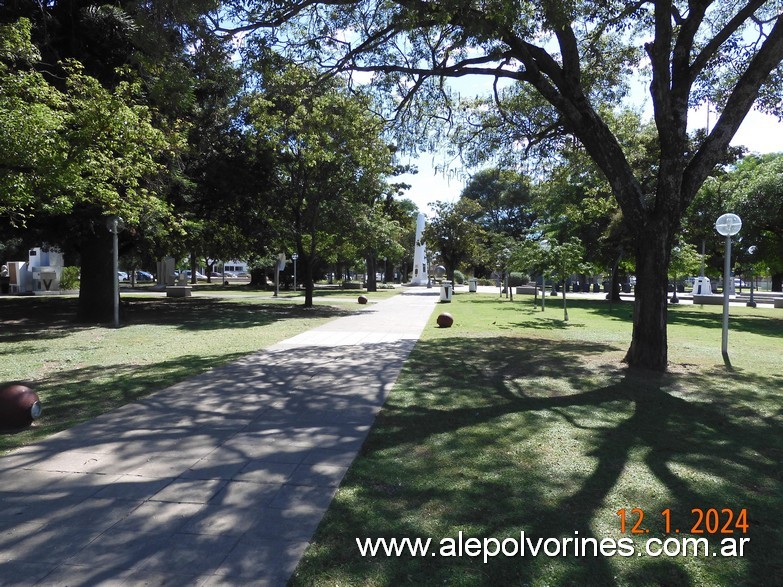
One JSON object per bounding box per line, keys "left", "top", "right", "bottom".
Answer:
{"left": 540, "top": 239, "right": 550, "bottom": 312}
{"left": 746, "top": 246, "right": 757, "bottom": 308}
{"left": 292, "top": 253, "right": 298, "bottom": 292}
{"left": 715, "top": 213, "right": 742, "bottom": 362}
{"left": 106, "top": 216, "right": 123, "bottom": 328}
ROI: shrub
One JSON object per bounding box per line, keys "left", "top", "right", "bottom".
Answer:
{"left": 452, "top": 270, "right": 465, "bottom": 285}
{"left": 477, "top": 278, "right": 495, "bottom": 286}
{"left": 60, "top": 266, "right": 80, "bottom": 290}
{"left": 509, "top": 272, "right": 529, "bottom": 286}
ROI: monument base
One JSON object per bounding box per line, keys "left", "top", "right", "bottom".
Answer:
{"left": 166, "top": 286, "right": 192, "bottom": 298}
{"left": 693, "top": 294, "right": 728, "bottom": 305}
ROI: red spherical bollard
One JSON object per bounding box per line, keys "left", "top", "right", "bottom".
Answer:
{"left": 0, "top": 384, "right": 42, "bottom": 428}
{"left": 358, "top": 295, "right": 368, "bottom": 305}
{"left": 437, "top": 312, "right": 454, "bottom": 328}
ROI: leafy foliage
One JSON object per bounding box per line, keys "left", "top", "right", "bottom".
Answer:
{"left": 220, "top": 0, "right": 783, "bottom": 370}
{"left": 0, "top": 19, "right": 168, "bottom": 231}
{"left": 460, "top": 168, "right": 537, "bottom": 238}
{"left": 423, "top": 198, "right": 485, "bottom": 282}
{"left": 246, "top": 64, "right": 395, "bottom": 305}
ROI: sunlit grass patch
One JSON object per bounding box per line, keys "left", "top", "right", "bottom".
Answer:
{"left": 293, "top": 293, "right": 783, "bottom": 586}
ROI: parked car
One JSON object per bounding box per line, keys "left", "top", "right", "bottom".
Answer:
{"left": 209, "top": 271, "right": 237, "bottom": 278}
{"left": 118, "top": 271, "right": 129, "bottom": 281}
{"left": 135, "top": 270, "right": 154, "bottom": 282}
{"left": 183, "top": 270, "right": 207, "bottom": 281}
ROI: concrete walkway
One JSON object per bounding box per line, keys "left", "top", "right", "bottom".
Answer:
{"left": 0, "top": 290, "right": 439, "bottom": 586}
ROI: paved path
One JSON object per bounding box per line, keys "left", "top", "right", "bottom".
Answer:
{"left": 0, "top": 290, "right": 439, "bottom": 586}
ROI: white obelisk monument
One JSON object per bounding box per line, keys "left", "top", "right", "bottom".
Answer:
{"left": 410, "top": 212, "right": 428, "bottom": 285}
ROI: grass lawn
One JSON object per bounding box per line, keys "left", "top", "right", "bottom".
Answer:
{"left": 144, "top": 282, "right": 402, "bottom": 302}
{"left": 0, "top": 293, "right": 369, "bottom": 452}
{"left": 292, "top": 294, "right": 783, "bottom": 586}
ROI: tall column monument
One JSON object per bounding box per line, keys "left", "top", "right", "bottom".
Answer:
{"left": 410, "top": 212, "right": 428, "bottom": 285}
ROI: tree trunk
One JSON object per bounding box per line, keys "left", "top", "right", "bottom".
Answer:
{"left": 446, "top": 262, "right": 455, "bottom": 283}
{"left": 189, "top": 252, "right": 197, "bottom": 284}
{"left": 249, "top": 267, "right": 265, "bottom": 288}
{"left": 77, "top": 228, "right": 114, "bottom": 323}
{"left": 366, "top": 254, "right": 377, "bottom": 292}
{"left": 623, "top": 225, "right": 672, "bottom": 371}
{"left": 304, "top": 257, "right": 314, "bottom": 307}
{"left": 772, "top": 272, "right": 782, "bottom": 292}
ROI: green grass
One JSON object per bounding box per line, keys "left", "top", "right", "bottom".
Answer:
{"left": 0, "top": 295, "right": 356, "bottom": 451}
{"left": 292, "top": 294, "right": 783, "bottom": 587}
{"left": 134, "top": 282, "right": 403, "bottom": 302}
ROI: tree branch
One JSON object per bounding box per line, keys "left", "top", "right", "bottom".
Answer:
{"left": 689, "top": 0, "right": 767, "bottom": 81}
{"left": 647, "top": 0, "right": 675, "bottom": 143}
{"left": 213, "top": 0, "right": 360, "bottom": 34}
{"left": 671, "top": 0, "right": 709, "bottom": 98}
{"left": 683, "top": 14, "right": 783, "bottom": 205}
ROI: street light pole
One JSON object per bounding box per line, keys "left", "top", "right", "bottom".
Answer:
{"left": 746, "top": 246, "right": 757, "bottom": 308}
{"left": 722, "top": 234, "right": 731, "bottom": 356}
{"left": 540, "top": 239, "right": 550, "bottom": 312}
{"left": 715, "top": 213, "right": 742, "bottom": 363}
{"left": 106, "top": 216, "right": 123, "bottom": 328}
{"left": 292, "top": 253, "right": 298, "bottom": 292}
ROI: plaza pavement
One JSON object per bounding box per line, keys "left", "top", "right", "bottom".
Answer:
{"left": 0, "top": 289, "right": 439, "bottom": 586}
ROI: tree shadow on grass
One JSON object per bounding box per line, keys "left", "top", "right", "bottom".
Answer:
{"left": 122, "top": 297, "right": 351, "bottom": 331}
{"left": 0, "top": 297, "right": 90, "bottom": 343}
{"left": 666, "top": 306, "right": 783, "bottom": 339}
{"left": 295, "top": 336, "right": 782, "bottom": 586}
{"left": 554, "top": 297, "right": 783, "bottom": 340}
{"left": 0, "top": 296, "right": 351, "bottom": 343}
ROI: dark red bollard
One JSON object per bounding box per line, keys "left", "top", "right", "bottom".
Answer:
{"left": 437, "top": 313, "right": 454, "bottom": 328}
{"left": 0, "top": 384, "right": 42, "bottom": 428}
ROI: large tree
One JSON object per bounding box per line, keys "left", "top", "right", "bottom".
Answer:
{"left": 1, "top": 18, "right": 169, "bottom": 322}
{"left": 246, "top": 64, "right": 394, "bottom": 306}
{"left": 1, "top": 3, "right": 223, "bottom": 321}
{"left": 222, "top": 1, "right": 783, "bottom": 371}
{"left": 461, "top": 168, "right": 537, "bottom": 238}
{"left": 423, "top": 198, "right": 484, "bottom": 283}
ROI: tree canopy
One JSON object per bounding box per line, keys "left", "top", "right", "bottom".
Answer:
{"left": 0, "top": 18, "right": 168, "bottom": 234}
{"left": 218, "top": 0, "right": 783, "bottom": 371}
{"left": 246, "top": 64, "right": 395, "bottom": 306}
